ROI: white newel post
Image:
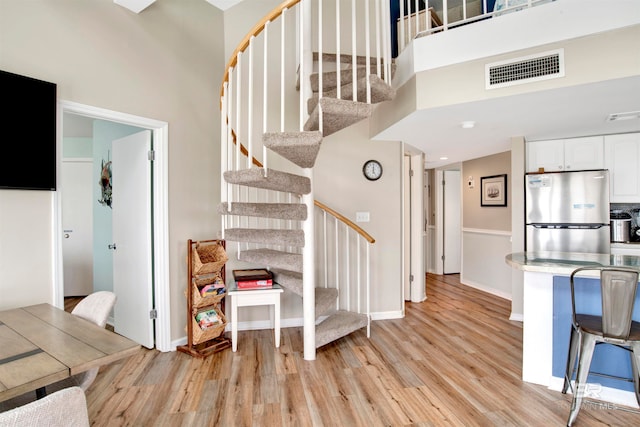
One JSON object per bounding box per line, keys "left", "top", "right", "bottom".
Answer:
{"left": 301, "top": 0, "right": 316, "bottom": 361}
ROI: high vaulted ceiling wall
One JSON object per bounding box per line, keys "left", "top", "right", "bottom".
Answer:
{"left": 114, "top": 0, "right": 244, "bottom": 14}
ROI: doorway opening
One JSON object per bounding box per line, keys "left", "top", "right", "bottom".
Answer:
{"left": 55, "top": 100, "right": 171, "bottom": 351}
{"left": 434, "top": 167, "right": 462, "bottom": 275}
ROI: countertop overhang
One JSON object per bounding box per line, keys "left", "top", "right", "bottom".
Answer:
{"left": 506, "top": 251, "right": 640, "bottom": 275}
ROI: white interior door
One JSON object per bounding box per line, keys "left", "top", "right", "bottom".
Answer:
{"left": 62, "top": 159, "right": 94, "bottom": 297}
{"left": 443, "top": 170, "right": 461, "bottom": 274}
{"left": 112, "top": 130, "right": 154, "bottom": 348}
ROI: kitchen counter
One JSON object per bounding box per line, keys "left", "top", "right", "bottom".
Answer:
{"left": 506, "top": 251, "right": 640, "bottom": 275}
{"left": 506, "top": 251, "right": 640, "bottom": 408}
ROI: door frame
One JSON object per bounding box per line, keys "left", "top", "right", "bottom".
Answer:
{"left": 402, "top": 145, "right": 426, "bottom": 304}
{"left": 55, "top": 100, "right": 172, "bottom": 352}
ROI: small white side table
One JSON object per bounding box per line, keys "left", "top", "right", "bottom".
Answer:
{"left": 227, "top": 284, "right": 284, "bottom": 352}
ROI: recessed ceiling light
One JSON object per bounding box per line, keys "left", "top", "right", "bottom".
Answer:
{"left": 607, "top": 111, "right": 640, "bottom": 121}
{"left": 440, "top": 156, "right": 448, "bottom": 160}
{"left": 461, "top": 121, "right": 475, "bottom": 129}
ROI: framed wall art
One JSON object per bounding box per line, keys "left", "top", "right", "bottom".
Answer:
{"left": 481, "top": 174, "right": 507, "bottom": 207}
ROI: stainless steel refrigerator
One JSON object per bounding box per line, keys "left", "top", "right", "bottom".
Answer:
{"left": 525, "top": 170, "right": 610, "bottom": 254}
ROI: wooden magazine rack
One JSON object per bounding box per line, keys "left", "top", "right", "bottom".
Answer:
{"left": 177, "top": 239, "right": 231, "bottom": 358}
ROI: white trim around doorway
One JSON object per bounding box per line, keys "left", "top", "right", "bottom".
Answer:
{"left": 56, "top": 100, "right": 171, "bottom": 352}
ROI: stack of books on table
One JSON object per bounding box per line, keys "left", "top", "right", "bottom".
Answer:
{"left": 233, "top": 268, "right": 273, "bottom": 290}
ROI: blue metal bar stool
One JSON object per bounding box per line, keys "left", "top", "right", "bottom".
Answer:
{"left": 562, "top": 266, "right": 640, "bottom": 426}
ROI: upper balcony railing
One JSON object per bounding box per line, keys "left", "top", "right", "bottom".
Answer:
{"left": 394, "top": 0, "right": 552, "bottom": 57}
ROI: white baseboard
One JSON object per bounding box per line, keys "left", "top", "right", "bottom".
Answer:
{"left": 460, "top": 276, "right": 512, "bottom": 300}
{"left": 370, "top": 310, "right": 404, "bottom": 320}
{"left": 548, "top": 376, "right": 640, "bottom": 409}
{"left": 172, "top": 310, "right": 404, "bottom": 350}
{"left": 509, "top": 312, "right": 524, "bottom": 322}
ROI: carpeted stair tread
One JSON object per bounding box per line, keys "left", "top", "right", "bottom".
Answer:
{"left": 313, "top": 52, "right": 380, "bottom": 66}
{"left": 315, "top": 287, "right": 338, "bottom": 318}
{"left": 304, "top": 97, "right": 372, "bottom": 137}
{"left": 271, "top": 269, "right": 303, "bottom": 295}
{"left": 308, "top": 74, "right": 396, "bottom": 114}
{"left": 263, "top": 131, "right": 323, "bottom": 168}
{"left": 238, "top": 248, "right": 303, "bottom": 273}
{"left": 270, "top": 269, "right": 338, "bottom": 318}
{"left": 224, "top": 228, "right": 305, "bottom": 247}
{"left": 316, "top": 310, "right": 368, "bottom": 348}
{"left": 310, "top": 65, "right": 393, "bottom": 92}
{"left": 224, "top": 168, "right": 310, "bottom": 195}
{"left": 219, "top": 202, "right": 307, "bottom": 220}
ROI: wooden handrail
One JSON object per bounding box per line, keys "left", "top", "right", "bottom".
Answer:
{"left": 228, "top": 126, "right": 263, "bottom": 168}
{"left": 220, "top": 0, "right": 302, "bottom": 102}
{"left": 314, "top": 200, "right": 376, "bottom": 244}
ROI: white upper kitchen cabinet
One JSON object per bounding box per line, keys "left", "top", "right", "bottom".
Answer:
{"left": 605, "top": 133, "right": 640, "bottom": 203}
{"left": 526, "top": 136, "right": 604, "bottom": 173}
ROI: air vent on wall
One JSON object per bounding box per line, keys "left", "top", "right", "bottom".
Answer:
{"left": 486, "top": 49, "right": 564, "bottom": 90}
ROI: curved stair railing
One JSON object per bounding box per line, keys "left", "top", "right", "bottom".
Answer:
{"left": 220, "top": 0, "right": 392, "bottom": 360}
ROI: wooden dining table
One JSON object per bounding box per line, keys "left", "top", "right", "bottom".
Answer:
{"left": 0, "top": 303, "right": 140, "bottom": 402}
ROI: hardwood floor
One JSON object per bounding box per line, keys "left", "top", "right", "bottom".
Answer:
{"left": 84, "top": 274, "right": 640, "bottom": 426}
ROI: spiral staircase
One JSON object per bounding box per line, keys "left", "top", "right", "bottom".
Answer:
{"left": 219, "top": 0, "right": 395, "bottom": 360}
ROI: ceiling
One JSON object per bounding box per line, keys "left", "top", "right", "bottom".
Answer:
{"left": 374, "top": 75, "right": 640, "bottom": 169}
{"left": 114, "top": 0, "right": 245, "bottom": 13}
{"left": 205, "top": 0, "right": 244, "bottom": 10}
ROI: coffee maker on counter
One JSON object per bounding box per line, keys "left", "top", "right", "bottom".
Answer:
{"left": 610, "top": 211, "right": 632, "bottom": 243}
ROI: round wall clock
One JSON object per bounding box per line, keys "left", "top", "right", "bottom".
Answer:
{"left": 362, "top": 159, "right": 383, "bottom": 181}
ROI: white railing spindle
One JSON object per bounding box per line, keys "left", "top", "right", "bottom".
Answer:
{"left": 323, "top": 211, "right": 328, "bottom": 288}
{"left": 365, "top": 0, "right": 371, "bottom": 104}
{"left": 334, "top": 218, "right": 339, "bottom": 308}
{"left": 414, "top": 0, "right": 420, "bottom": 35}
{"left": 443, "top": 0, "right": 449, "bottom": 30}
{"left": 318, "top": 0, "right": 323, "bottom": 133}
{"left": 221, "top": 84, "right": 228, "bottom": 238}
{"left": 383, "top": 1, "right": 391, "bottom": 84}
{"left": 345, "top": 224, "right": 350, "bottom": 310}
{"left": 247, "top": 37, "right": 254, "bottom": 168}
{"left": 263, "top": 21, "right": 269, "bottom": 173}
{"left": 335, "top": 0, "right": 341, "bottom": 100}
{"left": 235, "top": 52, "right": 242, "bottom": 171}
{"left": 281, "top": 7, "right": 287, "bottom": 132}
{"left": 351, "top": 0, "right": 357, "bottom": 102}
{"left": 399, "top": 0, "right": 405, "bottom": 53}
{"left": 366, "top": 243, "right": 370, "bottom": 337}
{"left": 374, "top": 0, "right": 381, "bottom": 79}
{"left": 357, "top": 236, "right": 361, "bottom": 314}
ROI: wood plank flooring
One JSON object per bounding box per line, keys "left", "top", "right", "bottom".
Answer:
{"left": 83, "top": 274, "right": 640, "bottom": 426}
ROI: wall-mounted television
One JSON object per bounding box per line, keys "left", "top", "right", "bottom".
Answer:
{"left": 0, "top": 69, "right": 57, "bottom": 191}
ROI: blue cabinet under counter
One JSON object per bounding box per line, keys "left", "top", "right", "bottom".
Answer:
{"left": 552, "top": 275, "right": 640, "bottom": 393}
{"left": 506, "top": 251, "right": 640, "bottom": 408}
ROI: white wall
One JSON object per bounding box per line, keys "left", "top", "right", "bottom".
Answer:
{"left": 460, "top": 151, "right": 512, "bottom": 299}
{"left": 0, "top": 0, "right": 226, "bottom": 343}
{"left": 461, "top": 230, "right": 512, "bottom": 298}
{"left": 315, "top": 120, "right": 404, "bottom": 318}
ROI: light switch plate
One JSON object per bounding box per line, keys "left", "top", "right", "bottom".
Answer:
{"left": 356, "top": 212, "right": 370, "bottom": 222}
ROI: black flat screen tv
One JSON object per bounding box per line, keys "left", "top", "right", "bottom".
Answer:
{"left": 0, "top": 69, "right": 57, "bottom": 191}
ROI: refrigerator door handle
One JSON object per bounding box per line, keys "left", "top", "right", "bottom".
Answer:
{"left": 531, "top": 224, "right": 606, "bottom": 230}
